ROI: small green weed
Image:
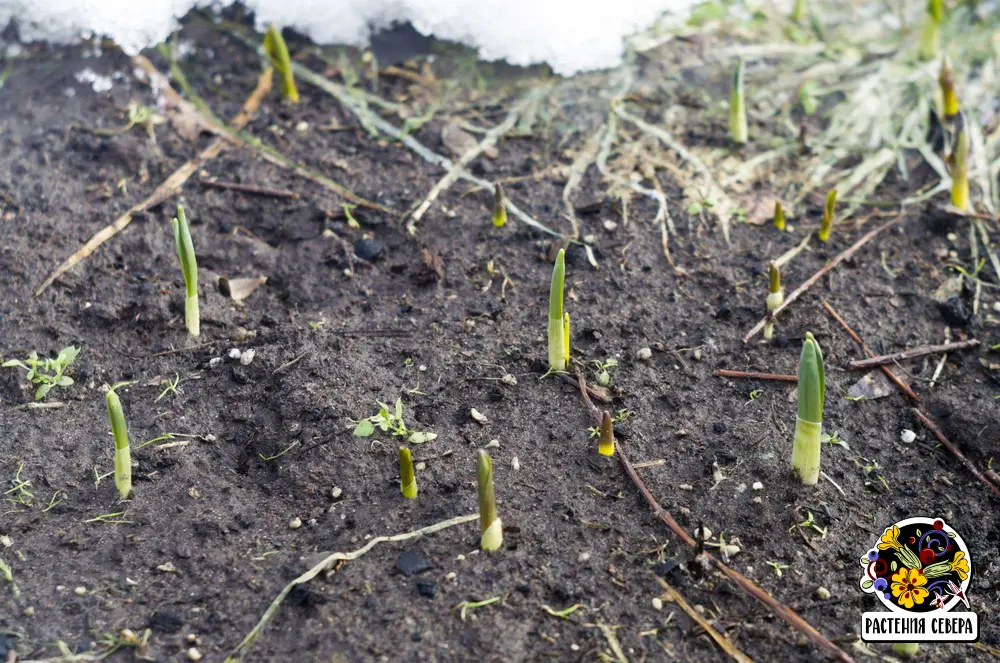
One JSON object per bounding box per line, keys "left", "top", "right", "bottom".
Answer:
{"left": 2, "top": 346, "right": 80, "bottom": 400}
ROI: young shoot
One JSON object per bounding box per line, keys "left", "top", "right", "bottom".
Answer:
{"left": 790, "top": 0, "right": 806, "bottom": 22}
{"left": 892, "top": 643, "right": 919, "bottom": 658}
{"left": 598, "top": 411, "right": 615, "bottom": 457}
{"left": 949, "top": 112, "right": 970, "bottom": 212}
{"left": 172, "top": 205, "right": 199, "bottom": 338}
{"left": 399, "top": 447, "right": 417, "bottom": 499}
{"left": 818, "top": 189, "right": 837, "bottom": 242}
{"left": 939, "top": 56, "right": 958, "bottom": 120}
{"left": 548, "top": 249, "right": 568, "bottom": 371}
{"left": 263, "top": 24, "right": 299, "bottom": 103}
{"left": 918, "top": 0, "right": 943, "bottom": 61}
{"left": 773, "top": 201, "right": 786, "bottom": 231}
{"left": 106, "top": 385, "right": 131, "bottom": 500}
{"left": 2, "top": 346, "right": 80, "bottom": 401}
{"left": 791, "top": 333, "right": 825, "bottom": 485}
{"left": 492, "top": 183, "right": 507, "bottom": 228}
{"left": 352, "top": 398, "right": 437, "bottom": 444}
{"left": 477, "top": 450, "right": 502, "bottom": 551}
{"left": 763, "top": 261, "right": 784, "bottom": 341}
{"left": 729, "top": 57, "right": 748, "bottom": 145}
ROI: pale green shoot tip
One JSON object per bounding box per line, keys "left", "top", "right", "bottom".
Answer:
{"left": 477, "top": 450, "right": 502, "bottom": 551}
{"left": 399, "top": 446, "right": 417, "bottom": 499}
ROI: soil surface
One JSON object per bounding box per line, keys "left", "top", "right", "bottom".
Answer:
{"left": 2, "top": 10, "right": 999, "bottom": 663}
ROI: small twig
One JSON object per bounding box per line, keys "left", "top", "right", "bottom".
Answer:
{"left": 199, "top": 178, "right": 300, "bottom": 199}
{"left": 848, "top": 340, "right": 980, "bottom": 370}
{"left": 821, "top": 300, "right": 921, "bottom": 402}
{"left": 911, "top": 408, "right": 1000, "bottom": 498}
{"left": 742, "top": 215, "right": 900, "bottom": 343}
{"left": 658, "top": 578, "right": 753, "bottom": 663}
{"left": 16, "top": 401, "right": 66, "bottom": 410}
{"left": 929, "top": 328, "right": 951, "bottom": 389}
{"left": 984, "top": 468, "right": 1000, "bottom": 490}
{"left": 559, "top": 371, "right": 612, "bottom": 405}
{"left": 271, "top": 352, "right": 309, "bottom": 376}
{"left": 713, "top": 369, "right": 798, "bottom": 382}
{"left": 633, "top": 459, "right": 666, "bottom": 469}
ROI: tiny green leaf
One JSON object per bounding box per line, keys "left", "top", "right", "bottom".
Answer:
{"left": 353, "top": 420, "right": 375, "bottom": 437}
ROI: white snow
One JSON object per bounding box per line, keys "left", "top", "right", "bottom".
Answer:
{"left": 0, "top": 0, "right": 696, "bottom": 75}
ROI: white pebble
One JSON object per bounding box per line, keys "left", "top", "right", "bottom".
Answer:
{"left": 74, "top": 586, "right": 87, "bottom": 596}
{"left": 693, "top": 526, "right": 712, "bottom": 540}
{"left": 470, "top": 408, "right": 488, "bottom": 424}
{"left": 295, "top": 121, "right": 309, "bottom": 133}
{"left": 993, "top": 301, "right": 1000, "bottom": 313}
{"left": 578, "top": 552, "right": 591, "bottom": 562}
{"left": 652, "top": 597, "right": 663, "bottom": 611}
{"left": 635, "top": 347, "right": 652, "bottom": 361}
{"left": 752, "top": 481, "right": 764, "bottom": 491}
{"left": 485, "top": 439, "right": 500, "bottom": 449}
{"left": 209, "top": 357, "right": 222, "bottom": 368}
{"left": 501, "top": 374, "right": 518, "bottom": 386}
{"left": 0, "top": 535, "right": 11, "bottom": 548}
{"left": 288, "top": 517, "right": 302, "bottom": 530}
{"left": 331, "top": 487, "right": 343, "bottom": 499}
{"left": 240, "top": 349, "right": 256, "bottom": 365}
{"left": 815, "top": 586, "right": 831, "bottom": 600}
{"left": 603, "top": 220, "right": 618, "bottom": 231}
{"left": 228, "top": 348, "right": 242, "bottom": 360}
{"left": 187, "top": 647, "right": 203, "bottom": 661}
{"left": 511, "top": 456, "right": 520, "bottom": 471}
{"left": 445, "top": 571, "right": 457, "bottom": 581}
{"left": 900, "top": 429, "right": 916, "bottom": 443}
{"left": 415, "top": 462, "right": 426, "bottom": 471}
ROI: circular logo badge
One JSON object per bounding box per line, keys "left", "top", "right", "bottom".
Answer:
{"left": 859, "top": 516, "right": 972, "bottom": 613}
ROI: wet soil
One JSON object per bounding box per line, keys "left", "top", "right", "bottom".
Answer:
{"left": 1, "top": 13, "right": 999, "bottom": 663}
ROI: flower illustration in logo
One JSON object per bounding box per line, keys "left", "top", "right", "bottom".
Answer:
{"left": 859, "top": 517, "right": 972, "bottom": 614}
{"left": 891, "top": 567, "right": 928, "bottom": 609}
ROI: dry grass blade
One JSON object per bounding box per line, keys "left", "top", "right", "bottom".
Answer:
{"left": 35, "top": 65, "right": 274, "bottom": 296}
{"left": 658, "top": 578, "right": 754, "bottom": 663}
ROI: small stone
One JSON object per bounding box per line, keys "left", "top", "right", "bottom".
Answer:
{"left": 188, "top": 487, "right": 201, "bottom": 499}
{"left": 74, "top": 586, "right": 87, "bottom": 596}
{"left": 295, "top": 121, "right": 309, "bottom": 133}
{"left": 815, "top": 586, "right": 831, "bottom": 600}
{"left": 208, "top": 357, "right": 222, "bottom": 368}
{"left": 354, "top": 238, "right": 383, "bottom": 260}
{"left": 288, "top": 517, "right": 302, "bottom": 530}
{"left": 603, "top": 220, "right": 618, "bottom": 232}
{"left": 470, "top": 408, "right": 488, "bottom": 425}
{"left": 23, "top": 606, "right": 34, "bottom": 616}
{"left": 187, "top": 647, "right": 203, "bottom": 661}
{"left": 694, "top": 604, "right": 706, "bottom": 614}
{"left": 946, "top": 232, "right": 958, "bottom": 243}
{"left": 900, "top": 429, "right": 916, "bottom": 443}
{"left": 635, "top": 347, "right": 652, "bottom": 361}
{"left": 239, "top": 349, "right": 256, "bottom": 365}
{"left": 752, "top": 481, "right": 764, "bottom": 491}
{"left": 678, "top": 483, "right": 694, "bottom": 491}
{"left": 501, "top": 374, "right": 517, "bottom": 386}
{"left": 157, "top": 561, "right": 178, "bottom": 573}
{"left": 396, "top": 549, "right": 432, "bottom": 576}
{"left": 652, "top": 597, "right": 664, "bottom": 611}
{"left": 331, "top": 487, "right": 343, "bottom": 499}
{"left": 570, "top": 643, "right": 581, "bottom": 652}
{"left": 694, "top": 526, "right": 712, "bottom": 541}
{"left": 415, "top": 462, "right": 426, "bottom": 471}
{"left": 186, "top": 634, "right": 199, "bottom": 645}
{"left": 445, "top": 572, "right": 457, "bottom": 581}
{"left": 230, "top": 326, "right": 256, "bottom": 342}
{"left": 228, "top": 348, "right": 242, "bottom": 360}
{"left": 993, "top": 302, "right": 1000, "bottom": 313}
{"left": 204, "top": 434, "right": 217, "bottom": 442}
{"left": 511, "top": 456, "right": 520, "bottom": 471}
{"left": 415, "top": 578, "right": 437, "bottom": 598}
{"left": 578, "top": 552, "right": 591, "bottom": 563}
{"left": 485, "top": 439, "right": 500, "bottom": 449}
{"left": 0, "top": 535, "right": 11, "bottom": 548}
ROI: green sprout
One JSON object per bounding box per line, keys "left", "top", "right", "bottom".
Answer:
{"left": 399, "top": 447, "right": 417, "bottom": 499}
{"left": 548, "top": 249, "right": 568, "bottom": 372}
{"left": 263, "top": 24, "right": 299, "bottom": 103}
{"left": 598, "top": 411, "right": 615, "bottom": 457}
{"left": 918, "top": 0, "right": 943, "bottom": 61}
{"left": 106, "top": 385, "right": 131, "bottom": 500}
{"left": 892, "top": 643, "right": 920, "bottom": 658}
{"left": 939, "top": 56, "right": 958, "bottom": 119}
{"left": 2, "top": 346, "right": 80, "bottom": 401}
{"left": 790, "top": 0, "right": 806, "bottom": 23}
{"left": 791, "top": 333, "right": 825, "bottom": 485}
{"left": 492, "top": 183, "right": 507, "bottom": 228}
{"left": 352, "top": 397, "right": 437, "bottom": 444}
{"left": 773, "top": 201, "right": 786, "bottom": 231}
{"left": 729, "top": 57, "right": 748, "bottom": 145}
{"left": 476, "top": 450, "right": 502, "bottom": 551}
{"left": 592, "top": 357, "right": 618, "bottom": 386}
{"left": 763, "top": 261, "right": 784, "bottom": 342}
{"left": 172, "top": 205, "right": 199, "bottom": 338}
{"left": 949, "top": 112, "right": 970, "bottom": 212}
{"left": 818, "top": 189, "right": 837, "bottom": 242}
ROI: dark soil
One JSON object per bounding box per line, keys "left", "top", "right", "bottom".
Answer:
{"left": 2, "top": 13, "right": 999, "bottom": 663}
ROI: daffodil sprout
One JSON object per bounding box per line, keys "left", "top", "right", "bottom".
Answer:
{"left": 763, "top": 261, "right": 784, "bottom": 342}
{"left": 791, "top": 332, "right": 825, "bottom": 485}
{"left": 949, "top": 112, "right": 969, "bottom": 212}
{"left": 172, "top": 205, "right": 199, "bottom": 338}
{"left": 477, "top": 450, "right": 502, "bottom": 551}
{"left": 264, "top": 24, "right": 300, "bottom": 103}
{"left": 598, "top": 411, "right": 615, "bottom": 457}
{"left": 106, "top": 386, "right": 131, "bottom": 500}
{"left": 548, "top": 249, "right": 568, "bottom": 371}
{"left": 729, "top": 57, "right": 748, "bottom": 145}
{"left": 918, "top": 0, "right": 943, "bottom": 61}
{"left": 399, "top": 446, "right": 417, "bottom": 499}
{"left": 939, "top": 56, "right": 958, "bottom": 120}
{"left": 818, "top": 189, "right": 837, "bottom": 242}
{"left": 773, "top": 201, "right": 786, "bottom": 231}
{"left": 492, "top": 183, "right": 507, "bottom": 228}
{"left": 892, "top": 643, "right": 919, "bottom": 658}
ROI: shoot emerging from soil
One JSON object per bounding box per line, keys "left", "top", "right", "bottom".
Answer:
{"left": 106, "top": 386, "right": 131, "bottom": 500}
{"left": 918, "top": 0, "right": 944, "bottom": 61}
{"left": 548, "top": 249, "right": 567, "bottom": 371}
{"left": 477, "top": 450, "right": 502, "bottom": 551}
{"left": 172, "top": 205, "right": 199, "bottom": 338}
{"left": 892, "top": 643, "right": 919, "bottom": 658}
{"left": 790, "top": 0, "right": 806, "bottom": 23}
{"left": 939, "top": 56, "right": 958, "bottom": 119}
{"left": 2, "top": 346, "right": 80, "bottom": 401}
{"left": 949, "top": 112, "right": 970, "bottom": 211}
{"left": 792, "top": 333, "right": 825, "bottom": 485}
{"left": 492, "top": 183, "right": 507, "bottom": 228}
{"left": 264, "top": 24, "right": 299, "bottom": 103}
{"left": 729, "top": 57, "right": 748, "bottom": 145}
{"left": 818, "top": 189, "right": 837, "bottom": 242}
{"left": 773, "top": 201, "right": 786, "bottom": 231}
{"left": 763, "top": 261, "right": 784, "bottom": 341}
{"left": 598, "top": 411, "right": 615, "bottom": 457}
{"left": 399, "top": 447, "right": 417, "bottom": 499}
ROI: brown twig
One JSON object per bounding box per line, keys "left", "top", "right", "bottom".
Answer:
{"left": 742, "top": 216, "right": 900, "bottom": 343}
{"left": 199, "top": 178, "right": 300, "bottom": 199}
{"left": 658, "top": 578, "right": 753, "bottom": 663}
{"left": 821, "top": 301, "right": 921, "bottom": 402}
{"left": 986, "top": 468, "right": 1000, "bottom": 490}
{"left": 617, "top": 446, "right": 855, "bottom": 663}
{"left": 559, "top": 371, "right": 613, "bottom": 405}
{"left": 848, "top": 340, "right": 980, "bottom": 370}
{"left": 911, "top": 408, "right": 1000, "bottom": 498}
{"left": 713, "top": 369, "right": 798, "bottom": 382}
